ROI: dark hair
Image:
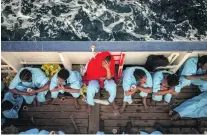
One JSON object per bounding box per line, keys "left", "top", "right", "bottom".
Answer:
{"left": 19, "top": 69, "right": 32, "bottom": 82}
{"left": 104, "top": 56, "right": 111, "bottom": 62}
{"left": 167, "top": 74, "right": 179, "bottom": 87}
{"left": 57, "top": 69, "right": 69, "bottom": 80}
{"left": 2, "top": 100, "right": 13, "bottom": 111}
{"left": 133, "top": 69, "right": 146, "bottom": 81}
{"left": 198, "top": 55, "right": 207, "bottom": 65}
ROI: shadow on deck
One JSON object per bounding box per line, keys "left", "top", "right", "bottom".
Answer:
{"left": 5, "top": 86, "right": 207, "bottom": 134}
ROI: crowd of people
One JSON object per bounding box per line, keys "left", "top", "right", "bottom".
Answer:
{"left": 1, "top": 52, "right": 207, "bottom": 134}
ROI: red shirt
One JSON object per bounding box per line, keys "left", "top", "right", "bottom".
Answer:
{"left": 84, "top": 52, "right": 115, "bottom": 83}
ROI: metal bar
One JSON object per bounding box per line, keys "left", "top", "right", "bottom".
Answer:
{"left": 2, "top": 41, "right": 207, "bottom": 52}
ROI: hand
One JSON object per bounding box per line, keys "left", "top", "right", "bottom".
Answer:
{"left": 100, "top": 77, "right": 107, "bottom": 81}
{"left": 130, "top": 85, "right": 137, "bottom": 91}
{"left": 102, "top": 61, "right": 110, "bottom": 70}
{"left": 29, "top": 89, "right": 37, "bottom": 95}
{"left": 125, "top": 90, "right": 131, "bottom": 96}
{"left": 28, "top": 92, "right": 36, "bottom": 96}
{"left": 168, "top": 89, "right": 175, "bottom": 94}
{"left": 58, "top": 84, "right": 65, "bottom": 90}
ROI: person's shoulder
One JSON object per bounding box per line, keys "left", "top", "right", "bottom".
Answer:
{"left": 187, "top": 57, "right": 198, "bottom": 63}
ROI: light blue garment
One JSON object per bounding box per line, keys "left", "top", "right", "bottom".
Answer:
{"left": 50, "top": 70, "right": 82, "bottom": 98}
{"left": 152, "top": 70, "right": 179, "bottom": 103}
{"left": 2, "top": 91, "right": 23, "bottom": 119}
{"left": 140, "top": 131, "right": 163, "bottom": 135}
{"left": 86, "top": 79, "right": 116, "bottom": 106}
{"left": 176, "top": 57, "right": 207, "bottom": 92}
{"left": 174, "top": 92, "right": 207, "bottom": 118}
{"left": 19, "top": 129, "right": 65, "bottom": 135}
{"left": 1, "top": 117, "right": 6, "bottom": 125}
{"left": 9, "top": 67, "right": 49, "bottom": 104}
{"left": 96, "top": 131, "right": 105, "bottom": 135}
{"left": 1, "top": 81, "right": 5, "bottom": 91}
{"left": 19, "top": 128, "right": 39, "bottom": 134}
{"left": 122, "top": 67, "right": 152, "bottom": 102}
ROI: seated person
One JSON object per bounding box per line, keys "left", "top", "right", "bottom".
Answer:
{"left": 152, "top": 70, "right": 179, "bottom": 105}
{"left": 120, "top": 67, "right": 152, "bottom": 113}
{"left": 50, "top": 69, "right": 82, "bottom": 110}
{"left": 2, "top": 91, "right": 23, "bottom": 119}
{"left": 97, "top": 121, "right": 166, "bottom": 134}
{"left": 2, "top": 126, "right": 65, "bottom": 135}
{"left": 84, "top": 52, "right": 118, "bottom": 114}
{"left": 176, "top": 55, "right": 207, "bottom": 92}
{"left": 171, "top": 92, "right": 207, "bottom": 120}
{"left": 19, "top": 128, "right": 65, "bottom": 135}
{"left": 9, "top": 67, "right": 50, "bottom": 106}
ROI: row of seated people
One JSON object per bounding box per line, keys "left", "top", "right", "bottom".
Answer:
{"left": 1, "top": 52, "right": 207, "bottom": 121}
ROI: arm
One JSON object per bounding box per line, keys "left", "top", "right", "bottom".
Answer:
{"left": 102, "top": 61, "right": 113, "bottom": 80}
{"left": 185, "top": 74, "right": 207, "bottom": 80}
{"left": 154, "top": 88, "right": 178, "bottom": 96}
{"left": 137, "top": 86, "right": 152, "bottom": 93}
{"left": 34, "top": 81, "right": 50, "bottom": 93}
{"left": 9, "top": 89, "right": 29, "bottom": 96}
{"left": 125, "top": 88, "right": 137, "bottom": 96}
{"left": 63, "top": 86, "right": 80, "bottom": 93}
{"left": 106, "top": 68, "right": 112, "bottom": 80}
{"left": 154, "top": 90, "right": 171, "bottom": 95}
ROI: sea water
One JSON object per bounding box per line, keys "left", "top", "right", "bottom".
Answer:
{"left": 1, "top": 0, "right": 207, "bottom": 41}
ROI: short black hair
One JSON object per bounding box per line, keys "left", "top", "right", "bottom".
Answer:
{"left": 2, "top": 100, "right": 13, "bottom": 111}
{"left": 133, "top": 69, "right": 146, "bottom": 81}
{"left": 19, "top": 69, "right": 32, "bottom": 82}
{"left": 57, "top": 69, "right": 70, "bottom": 80}
{"left": 104, "top": 56, "right": 111, "bottom": 62}
{"left": 167, "top": 74, "right": 179, "bottom": 87}
{"left": 198, "top": 55, "right": 207, "bottom": 65}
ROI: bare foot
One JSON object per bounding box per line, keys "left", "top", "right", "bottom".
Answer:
{"left": 74, "top": 98, "right": 80, "bottom": 111}
{"left": 112, "top": 102, "right": 120, "bottom": 110}
{"left": 151, "top": 100, "right": 156, "bottom": 108}
{"left": 142, "top": 97, "right": 149, "bottom": 112}
{"left": 36, "top": 100, "right": 41, "bottom": 107}
{"left": 119, "top": 106, "right": 125, "bottom": 113}
{"left": 170, "top": 112, "right": 180, "bottom": 120}
{"left": 32, "top": 99, "right": 37, "bottom": 107}
{"left": 119, "top": 102, "right": 127, "bottom": 113}
{"left": 87, "top": 105, "right": 91, "bottom": 115}
{"left": 144, "top": 105, "right": 149, "bottom": 113}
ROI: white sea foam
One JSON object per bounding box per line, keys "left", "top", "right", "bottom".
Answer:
{"left": 1, "top": 0, "right": 207, "bottom": 40}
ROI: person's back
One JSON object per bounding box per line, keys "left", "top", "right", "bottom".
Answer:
{"left": 2, "top": 91, "right": 23, "bottom": 119}
{"left": 9, "top": 67, "right": 50, "bottom": 106}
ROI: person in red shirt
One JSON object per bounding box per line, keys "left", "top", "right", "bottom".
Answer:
{"left": 84, "top": 52, "right": 118, "bottom": 114}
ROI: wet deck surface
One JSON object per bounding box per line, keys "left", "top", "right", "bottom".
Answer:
{"left": 6, "top": 85, "right": 207, "bottom": 134}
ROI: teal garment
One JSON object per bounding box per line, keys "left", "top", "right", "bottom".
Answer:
{"left": 2, "top": 91, "right": 23, "bottom": 119}
{"left": 152, "top": 70, "right": 179, "bottom": 103}
{"left": 1, "top": 117, "right": 6, "bottom": 125}
{"left": 176, "top": 57, "right": 207, "bottom": 92}
{"left": 96, "top": 131, "right": 105, "bottom": 135}
{"left": 140, "top": 131, "right": 163, "bottom": 135}
{"left": 9, "top": 67, "right": 49, "bottom": 104}
{"left": 50, "top": 70, "right": 82, "bottom": 98}
{"left": 86, "top": 79, "right": 116, "bottom": 106}
{"left": 1, "top": 81, "right": 5, "bottom": 91}
{"left": 122, "top": 67, "right": 152, "bottom": 102}
{"left": 174, "top": 92, "right": 207, "bottom": 118}
{"left": 19, "top": 129, "right": 65, "bottom": 135}
{"left": 19, "top": 128, "right": 39, "bottom": 134}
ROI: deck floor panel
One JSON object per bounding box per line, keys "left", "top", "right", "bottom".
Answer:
{"left": 7, "top": 84, "right": 206, "bottom": 134}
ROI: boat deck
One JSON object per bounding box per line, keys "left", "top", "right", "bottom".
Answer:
{"left": 3, "top": 65, "right": 207, "bottom": 134}
{"left": 5, "top": 86, "right": 207, "bottom": 134}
